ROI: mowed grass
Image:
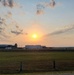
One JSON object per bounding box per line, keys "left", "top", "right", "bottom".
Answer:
{"left": 0, "top": 51, "right": 74, "bottom": 74}
{"left": 0, "top": 51, "right": 74, "bottom": 62}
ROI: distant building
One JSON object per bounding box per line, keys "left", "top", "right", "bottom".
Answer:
{"left": 0, "top": 43, "right": 17, "bottom": 49}
{"left": 25, "top": 45, "right": 46, "bottom": 50}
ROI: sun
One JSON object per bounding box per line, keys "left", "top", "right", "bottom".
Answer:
{"left": 32, "top": 34, "right": 38, "bottom": 39}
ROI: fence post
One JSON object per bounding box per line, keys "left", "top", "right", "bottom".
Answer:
{"left": 53, "top": 60, "right": 56, "bottom": 70}
{"left": 20, "top": 62, "right": 23, "bottom": 72}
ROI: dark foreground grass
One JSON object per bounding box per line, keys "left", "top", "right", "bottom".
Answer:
{"left": 0, "top": 51, "right": 74, "bottom": 73}
{"left": 0, "top": 71, "right": 74, "bottom": 75}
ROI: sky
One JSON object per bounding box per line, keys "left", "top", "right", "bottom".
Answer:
{"left": 0, "top": 0, "right": 74, "bottom": 47}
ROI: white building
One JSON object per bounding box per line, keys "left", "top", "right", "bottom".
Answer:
{"left": 25, "top": 45, "right": 43, "bottom": 50}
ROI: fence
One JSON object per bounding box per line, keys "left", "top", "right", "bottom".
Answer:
{"left": 0, "top": 60, "right": 74, "bottom": 74}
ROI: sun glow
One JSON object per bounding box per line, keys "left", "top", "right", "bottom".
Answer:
{"left": 32, "top": 34, "right": 38, "bottom": 39}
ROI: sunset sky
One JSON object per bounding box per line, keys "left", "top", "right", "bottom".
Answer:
{"left": 0, "top": 0, "right": 74, "bottom": 47}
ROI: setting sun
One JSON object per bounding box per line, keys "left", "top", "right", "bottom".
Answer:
{"left": 32, "top": 34, "right": 38, "bottom": 39}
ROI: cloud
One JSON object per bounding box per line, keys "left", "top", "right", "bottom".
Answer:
{"left": 44, "top": 25, "right": 74, "bottom": 37}
{"left": 36, "top": 0, "right": 56, "bottom": 15}
{"left": 0, "top": 35, "right": 10, "bottom": 42}
{"left": 11, "top": 30, "right": 23, "bottom": 35}
{"left": 0, "top": 0, "right": 19, "bottom": 8}
{"left": 15, "top": 25, "right": 19, "bottom": 29}
{"left": 0, "top": 15, "right": 24, "bottom": 39}
{"left": 1, "top": 32, "right": 9, "bottom": 38}
{"left": 11, "top": 23, "right": 23, "bottom": 35}
{"left": 0, "top": 17, "right": 7, "bottom": 37}
{"left": 36, "top": 0, "right": 61, "bottom": 15}
{"left": 0, "top": 17, "right": 6, "bottom": 26}
{"left": 0, "top": 0, "right": 13, "bottom": 7}
{"left": 10, "top": 21, "right": 24, "bottom": 35}
{"left": 36, "top": 10, "right": 44, "bottom": 15}
{"left": 0, "top": 27, "right": 9, "bottom": 38}
{"left": 46, "top": 0, "right": 56, "bottom": 8}
{"left": 0, "top": 0, "right": 25, "bottom": 40}
{"left": 7, "top": 11, "right": 12, "bottom": 18}
{"left": 11, "top": 29, "right": 28, "bottom": 36}
{"left": 36, "top": 4, "right": 45, "bottom": 15}
{"left": 8, "top": 0, "right": 14, "bottom": 8}
{"left": 0, "top": 27, "right": 4, "bottom": 31}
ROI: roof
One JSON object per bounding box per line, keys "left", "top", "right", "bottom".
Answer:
{"left": 0, "top": 44, "right": 13, "bottom": 48}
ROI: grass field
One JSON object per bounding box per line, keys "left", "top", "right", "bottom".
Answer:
{"left": 0, "top": 71, "right": 74, "bottom": 75}
{"left": 0, "top": 51, "right": 74, "bottom": 74}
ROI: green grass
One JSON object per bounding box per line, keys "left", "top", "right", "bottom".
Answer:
{"left": 0, "top": 51, "right": 74, "bottom": 74}
{"left": 0, "top": 51, "right": 74, "bottom": 62}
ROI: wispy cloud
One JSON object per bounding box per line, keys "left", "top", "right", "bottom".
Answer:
{"left": 8, "top": 0, "right": 14, "bottom": 8}
{"left": 0, "top": 0, "right": 26, "bottom": 41}
{"left": 44, "top": 25, "right": 74, "bottom": 37}
{"left": 10, "top": 22, "right": 23, "bottom": 35}
{"left": 36, "top": 0, "right": 61, "bottom": 15}
{"left": 36, "top": 4, "right": 45, "bottom": 15}
{"left": 0, "top": 26, "right": 9, "bottom": 38}
{"left": 0, "top": 0, "right": 14, "bottom": 8}
{"left": 0, "top": 0, "right": 20, "bottom": 8}
{"left": 36, "top": 10, "right": 44, "bottom": 15}
{"left": 0, "top": 14, "right": 24, "bottom": 40}
{"left": 0, "top": 17, "right": 6, "bottom": 38}
{"left": 11, "top": 30, "right": 28, "bottom": 35}
{"left": 46, "top": 0, "right": 56, "bottom": 8}
{"left": 7, "top": 11, "right": 12, "bottom": 18}
{"left": 11, "top": 30, "right": 23, "bottom": 35}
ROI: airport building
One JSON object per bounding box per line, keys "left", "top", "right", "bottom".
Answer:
{"left": 0, "top": 43, "right": 17, "bottom": 49}
{"left": 25, "top": 45, "right": 46, "bottom": 50}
